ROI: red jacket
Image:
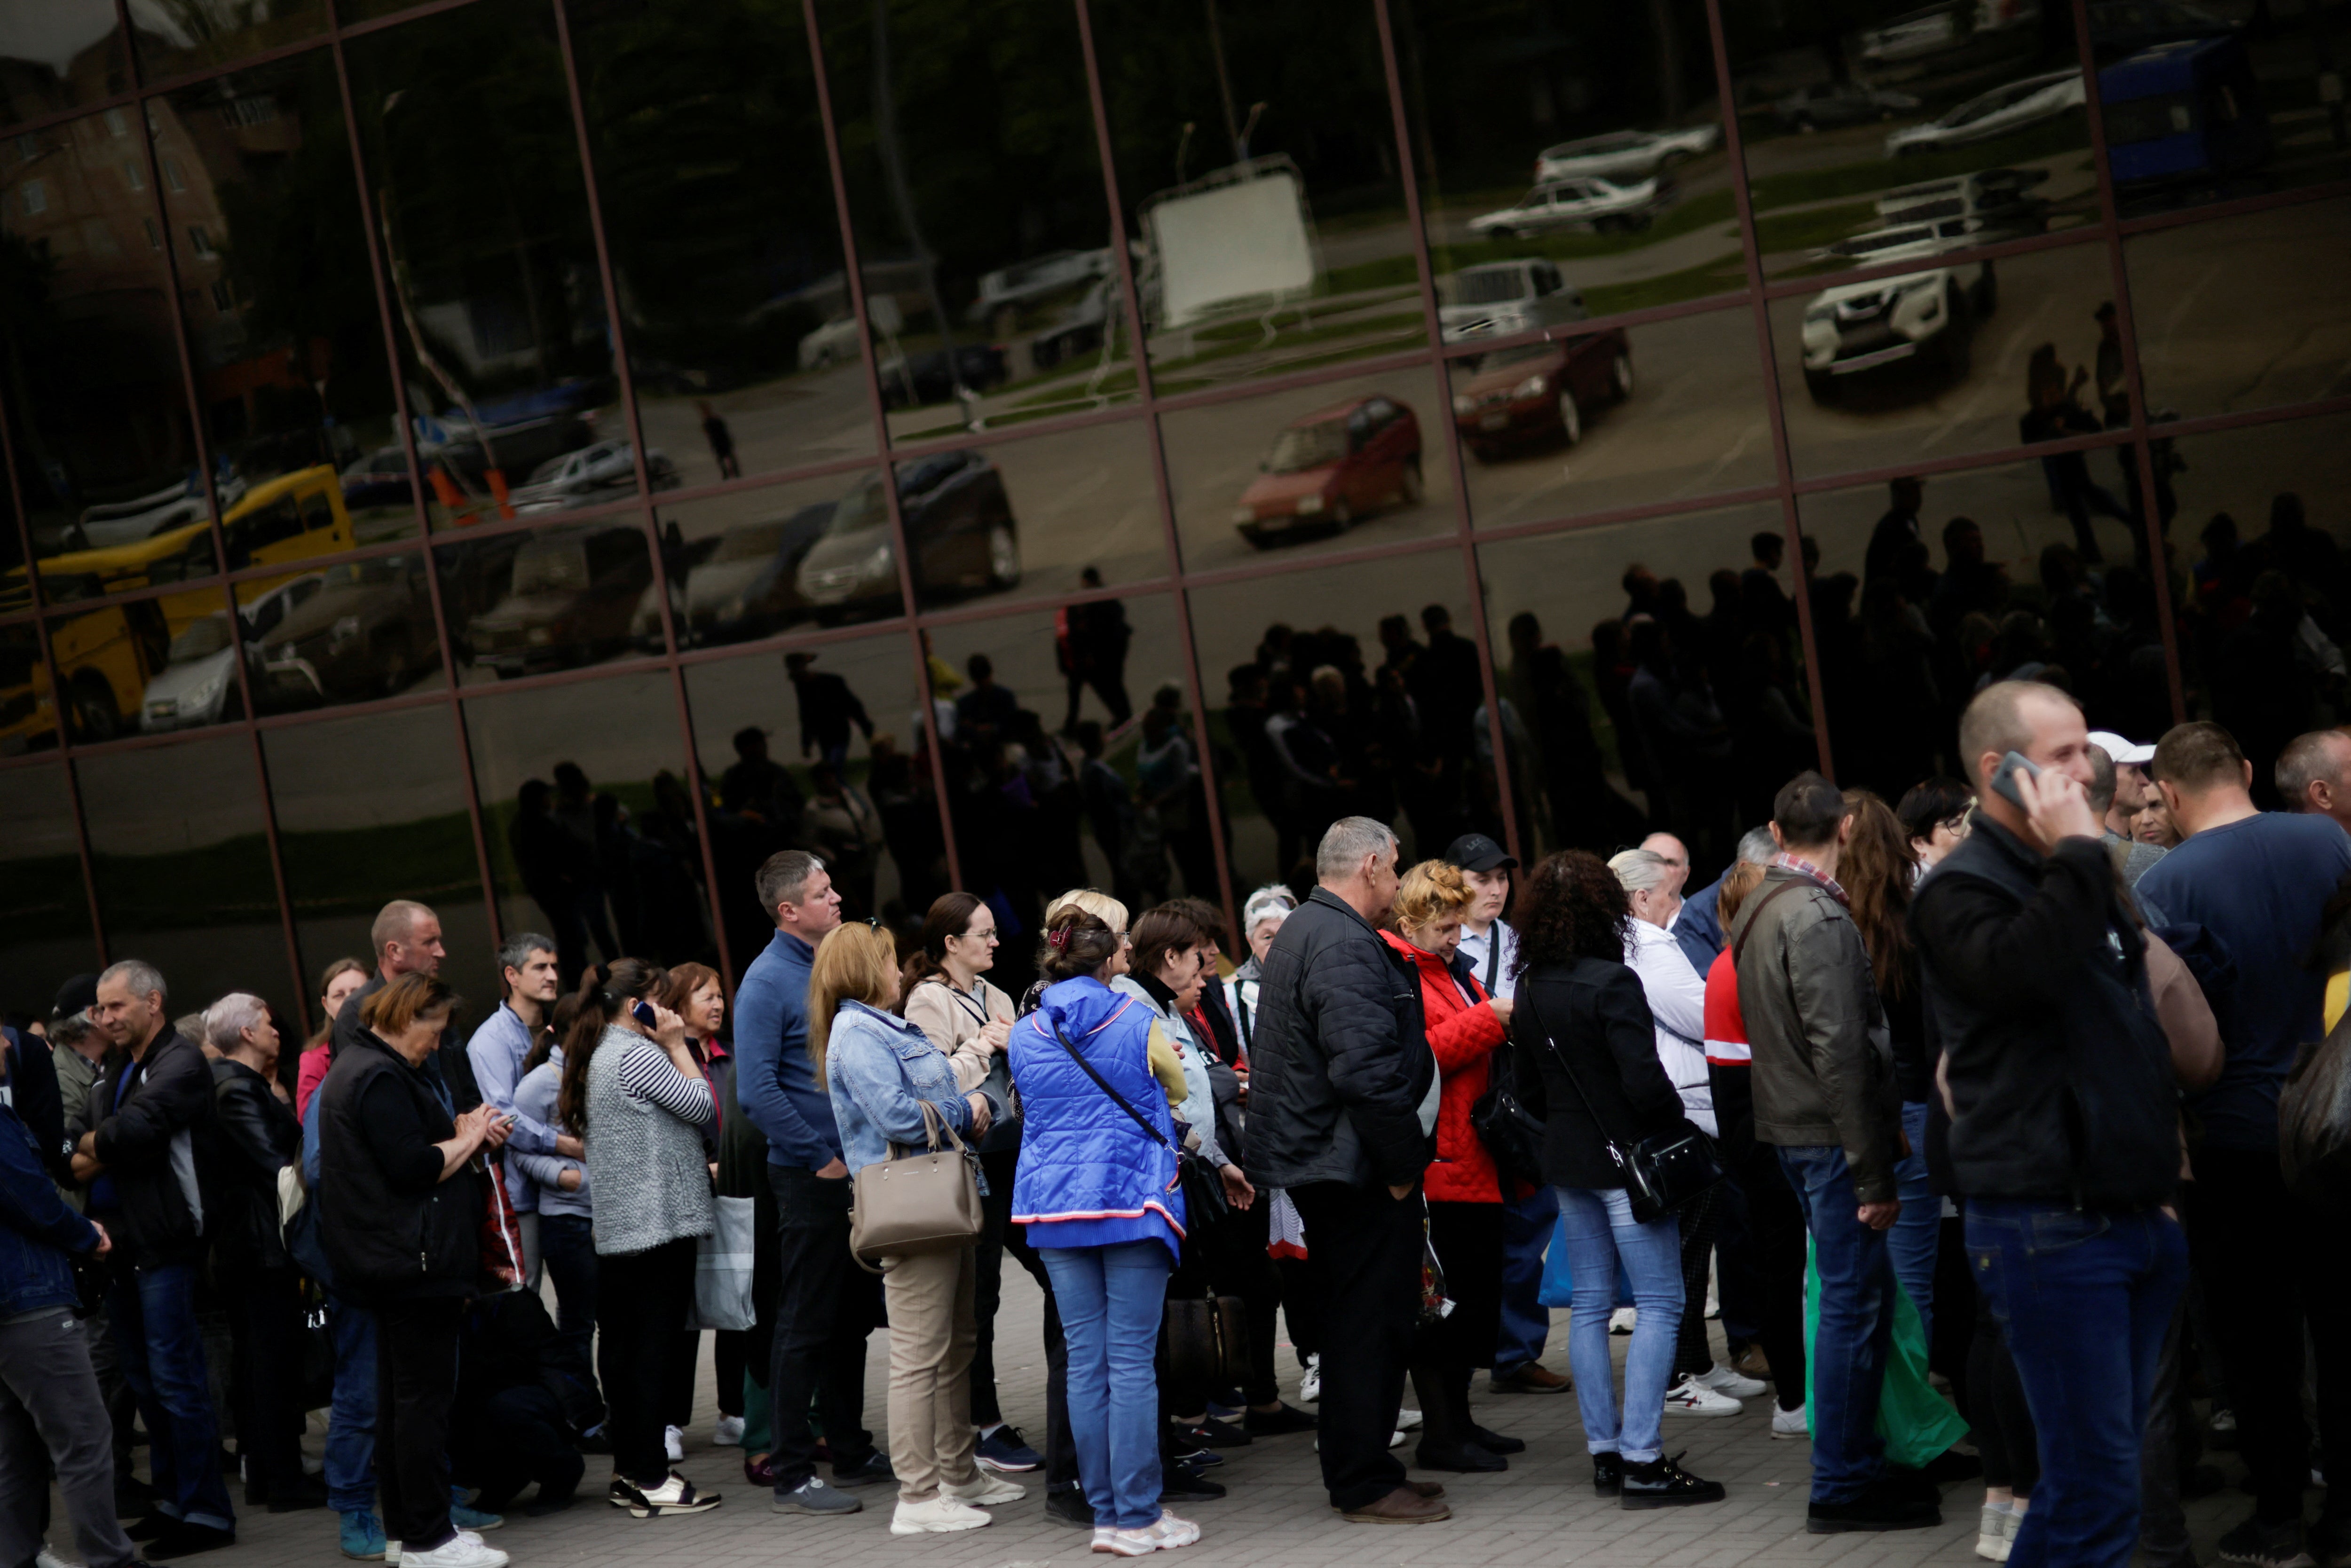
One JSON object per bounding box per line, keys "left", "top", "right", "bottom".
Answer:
{"left": 1381, "top": 930, "right": 1507, "bottom": 1204}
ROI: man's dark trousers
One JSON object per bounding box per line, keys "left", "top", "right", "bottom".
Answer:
{"left": 766, "top": 1166, "right": 882, "bottom": 1493}
{"left": 1290, "top": 1179, "right": 1421, "bottom": 1512}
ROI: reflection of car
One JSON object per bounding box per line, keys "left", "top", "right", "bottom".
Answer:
{"left": 1232, "top": 396, "right": 1423, "bottom": 547}
{"left": 1859, "top": 0, "right": 2040, "bottom": 68}
{"left": 1816, "top": 216, "right": 2011, "bottom": 265}
{"left": 508, "top": 441, "right": 679, "bottom": 515}
{"left": 877, "top": 346, "right": 1010, "bottom": 410}
{"left": 1532, "top": 126, "right": 1720, "bottom": 181}
{"left": 139, "top": 574, "right": 323, "bottom": 732}
{"left": 2089, "top": 0, "right": 2237, "bottom": 55}
{"left": 1873, "top": 168, "right": 2051, "bottom": 223}
{"left": 2099, "top": 37, "right": 2268, "bottom": 187}
{"left": 63, "top": 478, "right": 213, "bottom": 551}
{"left": 1885, "top": 69, "right": 2085, "bottom": 155}
{"left": 1031, "top": 282, "right": 1114, "bottom": 369}
{"left": 796, "top": 453, "right": 1020, "bottom": 618}
{"left": 466, "top": 524, "right": 652, "bottom": 678}
{"left": 1468, "top": 177, "right": 1668, "bottom": 238}
{"left": 968, "top": 249, "right": 1114, "bottom": 322}
{"left": 1801, "top": 262, "right": 1999, "bottom": 399}
{"left": 339, "top": 447, "right": 416, "bottom": 511}
{"left": 259, "top": 552, "right": 438, "bottom": 701}
{"left": 1771, "top": 81, "right": 1922, "bottom": 131}
{"left": 1436, "top": 258, "right": 1589, "bottom": 344}
{"left": 797, "top": 317, "right": 862, "bottom": 370}
{"left": 1453, "top": 333, "right": 1635, "bottom": 460}
{"left": 678, "top": 503, "right": 836, "bottom": 644}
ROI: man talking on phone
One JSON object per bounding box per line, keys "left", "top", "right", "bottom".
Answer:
{"left": 1912, "top": 681, "right": 2189, "bottom": 1568}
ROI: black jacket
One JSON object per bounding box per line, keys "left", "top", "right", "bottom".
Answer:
{"left": 2, "top": 1029, "right": 65, "bottom": 1182}
{"left": 1513, "top": 958, "right": 1691, "bottom": 1191}
{"left": 88, "top": 1030, "right": 214, "bottom": 1267}
{"left": 201, "top": 1059, "right": 299, "bottom": 1271}
{"left": 316, "top": 1030, "right": 481, "bottom": 1305}
{"left": 1241, "top": 887, "right": 1436, "bottom": 1191}
{"left": 1911, "top": 819, "right": 2179, "bottom": 1207}
{"left": 334, "top": 973, "right": 480, "bottom": 1115}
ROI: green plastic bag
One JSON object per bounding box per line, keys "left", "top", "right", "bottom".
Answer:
{"left": 1802, "top": 1237, "right": 1969, "bottom": 1467}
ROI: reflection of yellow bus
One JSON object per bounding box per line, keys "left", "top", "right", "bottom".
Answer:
{"left": 0, "top": 466, "right": 353, "bottom": 748}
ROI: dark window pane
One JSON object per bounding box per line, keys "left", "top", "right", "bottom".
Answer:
{"left": 907, "top": 421, "right": 1161, "bottom": 614}
{"left": 0, "top": 620, "right": 46, "bottom": 752}
{"left": 659, "top": 470, "right": 889, "bottom": 648}
{"left": 252, "top": 548, "right": 445, "bottom": 711}
{"left": 440, "top": 518, "right": 657, "bottom": 681}
{"left": 129, "top": 1, "right": 329, "bottom": 87}
{"left": 0, "top": 758, "right": 97, "bottom": 1018}
{"left": 0, "top": 7, "right": 129, "bottom": 129}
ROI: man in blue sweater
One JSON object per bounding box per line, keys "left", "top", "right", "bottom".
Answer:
{"left": 733, "top": 850, "right": 891, "bottom": 1515}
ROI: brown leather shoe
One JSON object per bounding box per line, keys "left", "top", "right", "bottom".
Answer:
{"left": 1405, "top": 1481, "right": 1447, "bottom": 1499}
{"left": 1732, "top": 1344, "right": 1772, "bottom": 1381}
{"left": 1490, "top": 1363, "right": 1570, "bottom": 1394}
{"left": 1341, "top": 1485, "right": 1452, "bottom": 1523}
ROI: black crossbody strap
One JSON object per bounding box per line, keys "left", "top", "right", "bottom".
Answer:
{"left": 1046, "top": 1008, "right": 1172, "bottom": 1153}
{"left": 1483, "top": 930, "right": 1501, "bottom": 996}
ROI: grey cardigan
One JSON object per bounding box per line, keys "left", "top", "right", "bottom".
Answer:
{"left": 583, "top": 1027, "right": 716, "bottom": 1256}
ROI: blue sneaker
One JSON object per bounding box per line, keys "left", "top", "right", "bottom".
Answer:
{"left": 448, "top": 1488, "right": 503, "bottom": 1532}
{"left": 974, "top": 1425, "right": 1041, "bottom": 1473}
{"left": 339, "top": 1511, "right": 387, "bottom": 1561}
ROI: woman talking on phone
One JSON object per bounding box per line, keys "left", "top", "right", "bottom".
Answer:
{"left": 558, "top": 961, "right": 721, "bottom": 1520}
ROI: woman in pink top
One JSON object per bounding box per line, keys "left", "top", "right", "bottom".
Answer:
{"left": 295, "top": 957, "right": 370, "bottom": 1120}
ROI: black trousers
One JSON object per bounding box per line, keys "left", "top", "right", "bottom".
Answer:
{"left": 451, "top": 1385, "right": 584, "bottom": 1513}
{"left": 1290, "top": 1180, "right": 1420, "bottom": 1511}
{"left": 1673, "top": 1187, "right": 1723, "bottom": 1380}
{"left": 1710, "top": 1064, "right": 1807, "bottom": 1411}
{"left": 714, "top": 1331, "right": 746, "bottom": 1419}
{"left": 766, "top": 1166, "right": 882, "bottom": 1492}
{"left": 596, "top": 1237, "right": 697, "bottom": 1489}
{"left": 1968, "top": 1272, "right": 2038, "bottom": 1495}
{"left": 1206, "top": 1194, "right": 1285, "bottom": 1407}
{"left": 377, "top": 1299, "right": 461, "bottom": 1553}
{"left": 661, "top": 1329, "right": 699, "bottom": 1428}
{"left": 1412, "top": 1200, "right": 1503, "bottom": 1451}
{"left": 222, "top": 1266, "right": 306, "bottom": 1497}
{"left": 1276, "top": 1256, "right": 1321, "bottom": 1362}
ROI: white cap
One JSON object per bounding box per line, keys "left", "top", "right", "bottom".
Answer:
{"left": 2088, "top": 730, "right": 2155, "bottom": 766}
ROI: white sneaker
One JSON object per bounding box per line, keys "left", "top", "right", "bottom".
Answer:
{"left": 1091, "top": 1527, "right": 1118, "bottom": 1552}
{"left": 399, "top": 1537, "right": 508, "bottom": 1568}
{"left": 1299, "top": 1353, "right": 1321, "bottom": 1403}
{"left": 1663, "top": 1377, "right": 1742, "bottom": 1417}
{"left": 713, "top": 1414, "right": 745, "bottom": 1448}
{"left": 1695, "top": 1362, "right": 1767, "bottom": 1400}
{"left": 37, "top": 1551, "right": 81, "bottom": 1568}
{"left": 890, "top": 1497, "right": 991, "bottom": 1535}
{"left": 1101, "top": 1513, "right": 1200, "bottom": 1555}
{"left": 1977, "top": 1503, "right": 2014, "bottom": 1561}
{"left": 1771, "top": 1402, "right": 1810, "bottom": 1440}
{"left": 663, "top": 1424, "right": 685, "bottom": 1463}
{"left": 942, "top": 1472, "right": 1026, "bottom": 1506}
{"left": 1396, "top": 1408, "right": 1423, "bottom": 1431}
{"left": 1609, "top": 1306, "right": 1638, "bottom": 1334}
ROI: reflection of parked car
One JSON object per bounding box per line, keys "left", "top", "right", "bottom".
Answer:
{"left": 339, "top": 448, "right": 416, "bottom": 512}
{"left": 2089, "top": 0, "right": 2237, "bottom": 55}
{"left": 877, "top": 346, "right": 1010, "bottom": 410}
{"left": 1885, "top": 69, "right": 2085, "bottom": 155}
{"left": 796, "top": 453, "right": 1020, "bottom": 619}
{"left": 797, "top": 317, "right": 862, "bottom": 370}
{"left": 1453, "top": 333, "right": 1634, "bottom": 460}
{"left": 1435, "top": 258, "right": 1589, "bottom": 344}
{"left": 508, "top": 441, "right": 679, "bottom": 515}
{"left": 2099, "top": 37, "right": 2267, "bottom": 187}
{"left": 1233, "top": 396, "right": 1423, "bottom": 547}
{"left": 1771, "top": 81, "right": 1922, "bottom": 131}
{"left": 1816, "top": 216, "right": 2010, "bottom": 264}
{"left": 1874, "top": 167, "right": 2050, "bottom": 223}
{"left": 1031, "top": 282, "right": 1114, "bottom": 369}
{"left": 139, "top": 574, "right": 323, "bottom": 732}
{"left": 465, "top": 524, "right": 652, "bottom": 678}
{"left": 1533, "top": 126, "right": 1720, "bottom": 181}
{"left": 1469, "top": 177, "right": 1668, "bottom": 238}
{"left": 259, "top": 552, "right": 438, "bottom": 701}
{"left": 1801, "top": 262, "right": 1999, "bottom": 399}
{"left": 679, "top": 503, "right": 836, "bottom": 644}
{"left": 967, "top": 249, "right": 1113, "bottom": 322}
{"left": 63, "top": 473, "right": 249, "bottom": 552}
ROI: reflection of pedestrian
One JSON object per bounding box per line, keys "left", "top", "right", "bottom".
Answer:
{"left": 2020, "top": 371, "right": 2128, "bottom": 564}
{"left": 2093, "top": 303, "right": 2129, "bottom": 430}
{"left": 513, "top": 780, "right": 593, "bottom": 988}
{"left": 1057, "top": 567, "right": 1132, "bottom": 732}
{"left": 784, "top": 652, "right": 873, "bottom": 773}
{"left": 698, "top": 402, "right": 740, "bottom": 481}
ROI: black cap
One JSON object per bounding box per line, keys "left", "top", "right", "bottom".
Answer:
{"left": 52, "top": 973, "right": 99, "bottom": 1021}
{"left": 1443, "top": 833, "right": 1516, "bottom": 874}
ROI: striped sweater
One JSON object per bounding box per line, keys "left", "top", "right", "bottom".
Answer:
{"left": 583, "top": 1026, "right": 716, "bottom": 1257}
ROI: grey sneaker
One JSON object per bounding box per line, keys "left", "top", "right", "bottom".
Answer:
{"left": 772, "top": 1477, "right": 862, "bottom": 1516}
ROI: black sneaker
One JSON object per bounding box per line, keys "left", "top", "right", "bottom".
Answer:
{"left": 147, "top": 1523, "right": 236, "bottom": 1559}
{"left": 1413, "top": 1439, "right": 1507, "bottom": 1473}
{"left": 2305, "top": 1514, "right": 2351, "bottom": 1568}
{"left": 1043, "top": 1485, "right": 1093, "bottom": 1529}
{"left": 1593, "top": 1453, "right": 1624, "bottom": 1497}
{"left": 1161, "top": 1467, "right": 1226, "bottom": 1502}
{"left": 829, "top": 1453, "right": 897, "bottom": 1489}
{"left": 1807, "top": 1481, "right": 1941, "bottom": 1534}
{"left": 1469, "top": 1423, "right": 1526, "bottom": 1455}
{"left": 1881, "top": 1465, "right": 1943, "bottom": 1503}
{"left": 1243, "top": 1402, "right": 1318, "bottom": 1436}
{"left": 126, "top": 1514, "right": 174, "bottom": 1541}
{"left": 1171, "top": 1447, "right": 1224, "bottom": 1469}
{"left": 1622, "top": 1452, "right": 1725, "bottom": 1510}
{"left": 1171, "top": 1415, "right": 1252, "bottom": 1449}
{"left": 2217, "top": 1514, "right": 2316, "bottom": 1568}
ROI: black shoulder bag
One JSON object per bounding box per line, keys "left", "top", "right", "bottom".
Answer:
{"left": 1522, "top": 985, "right": 1723, "bottom": 1225}
{"left": 1468, "top": 953, "right": 1547, "bottom": 1188}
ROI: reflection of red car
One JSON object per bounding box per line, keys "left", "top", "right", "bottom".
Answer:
{"left": 1452, "top": 331, "right": 1634, "bottom": 462}
{"left": 1232, "top": 395, "right": 1423, "bottom": 548}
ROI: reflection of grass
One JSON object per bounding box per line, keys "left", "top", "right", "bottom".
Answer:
{"left": 1581, "top": 254, "right": 1749, "bottom": 316}
{"left": 1744, "top": 118, "right": 2092, "bottom": 211}
{"left": 0, "top": 853, "right": 90, "bottom": 949}
{"left": 1750, "top": 199, "right": 1887, "bottom": 256}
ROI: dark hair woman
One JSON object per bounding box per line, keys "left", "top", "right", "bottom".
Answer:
{"left": 1510, "top": 852, "right": 1722, "bottom": 1509}
{"left": 296, "top": 955, "right": 369, "bottom": 1120}
{"left": 1895, "top": 777, "right": 1973, "bottom": 872}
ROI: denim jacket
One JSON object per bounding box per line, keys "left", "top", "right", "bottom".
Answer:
{"left": 0, "top": 1099, "right": 98, "bottom": 1317}
{"left": 826, "top": 1000, "right": 1005, "bottom": 1188}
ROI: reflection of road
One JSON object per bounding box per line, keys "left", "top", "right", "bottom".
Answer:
{"left": 636, "top": 364, "right": 880, "bottom": 494}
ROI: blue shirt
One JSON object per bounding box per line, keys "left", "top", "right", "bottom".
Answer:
{"left": 466, "top": 1002, "right": 559, "bottom": 1212}
{"left": 2136, "top": 811, "right": 2351, "bottom": 1149}
{"left": 1676, "top": 878, "right": 1728, "bottom": 976}
{"left": 512, "top": 1051, "right": 590, "bottom": 1219}
{"left": 733, "top": 928, "right": 840, "bottom": 1169}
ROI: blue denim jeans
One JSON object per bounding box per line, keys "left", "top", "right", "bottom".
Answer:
{"left": 109, "top": 1264, "right": 234, "bottom": 1532}
{"left": 1887, "top": 1100, "right": 1940, "bottom": 1343}
{"left": 1779, "top": 1144, "right": 1895, "bottom": 1503}
{"left": 324, "top": 1292, "right": 379, "bottom": 1515}
{"left": 1039, "top": 1242, "right": 1170, "bottom": 1530}
{"left": 1492, "top": 1185, "right": 1555, "bottom": 1374}
{"left": 1553, "top": 1187, "right": 1681, "bottom": 1464}
{"left": 1968, "top": 1201, "right": 2189, "bottom": 1568}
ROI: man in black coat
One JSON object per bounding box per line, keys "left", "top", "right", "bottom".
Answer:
{"left": 1242, "top": 817, "right": 1444, "bottom": 1524}
{"left": 331, "top": 900, "right": 477, "bottom": 1114}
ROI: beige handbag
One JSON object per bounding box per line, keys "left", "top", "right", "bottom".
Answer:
{"left": 847, "top": 1101, "right": 984, "bottom": 1268}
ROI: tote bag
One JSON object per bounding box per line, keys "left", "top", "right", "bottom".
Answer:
{"left": 687, "top": 1194, "right": 757, "bottom": 1331}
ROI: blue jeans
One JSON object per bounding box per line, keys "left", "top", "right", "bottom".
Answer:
{"left": 1887, "top": 1100, "right": 1939, "bottom": 1343}
{"left": 1553, "top": 1187, "right": 1681, "bottom": 1464}
{"left": 1968, "top": 1202, "right": 2189, "bottom": 1568}
{"left": 109, "top": 1264, "right": 234, "bottom": 1532}
{"left": 1040, "top": 1242, "right": 1170, "bottom": 1529}
{"left": 1493, "top": 1185, "right": 1554, "bottom": 1374}
{"left": 324, "top": 1292, "right": 378, "bottom": 1514}
{"left": 1779, "top": 1145, "right": 1895, "bottom": 1503}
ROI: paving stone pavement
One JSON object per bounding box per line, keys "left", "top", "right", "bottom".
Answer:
{"left": 68, "top": 1273, "right": 2249, "bottom": 1568}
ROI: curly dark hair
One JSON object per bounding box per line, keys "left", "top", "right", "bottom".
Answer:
{"left": 1513, "top": 851, "right": 1632, "bottom": 978}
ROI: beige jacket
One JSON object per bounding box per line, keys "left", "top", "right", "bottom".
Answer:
{"left": 902, "top": 975, "right": 1011, "bottom": 1093}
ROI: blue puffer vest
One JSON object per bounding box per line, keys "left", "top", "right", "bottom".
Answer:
{"left": 1010, "top": 977, "right": 1183, "bottom": 1256}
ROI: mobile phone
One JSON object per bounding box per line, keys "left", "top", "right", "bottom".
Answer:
{"left": 1988, "top": 749, "right": 2040, "bottom": 810}
{"left": 631, "top": 1000, "right": 658, "bottom": 1029}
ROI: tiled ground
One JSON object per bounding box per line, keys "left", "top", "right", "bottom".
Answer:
{"left": 64, "top": 1275, "right": 2248, "bottom": 1568}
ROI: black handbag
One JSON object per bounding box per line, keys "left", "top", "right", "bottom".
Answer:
{"left": 1163, "top": 1290, "right": 1252, "bottom": 1390}
{"left": 1470, "top": 1041, "right": 1546, "bottom": 1188}
{"left": 1525, "top": 988, "right": 1725, "bottom": 1224}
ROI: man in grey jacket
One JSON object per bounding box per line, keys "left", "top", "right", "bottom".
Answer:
{"left": 1732, "top": 773, "right": 1925, "bottom": 1535}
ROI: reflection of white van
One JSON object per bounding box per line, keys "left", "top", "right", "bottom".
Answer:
{"left": 64, "top": 474, "right": 247, "bottom": 551}
{"left": 1435, "top": 259, "right": 1589, "bottom": 344}
{"left": 1873, "top": 168, "right": 2050, "bottom": 226}
{"left": 796, "top": 296, "right": 905, "bottom": 371}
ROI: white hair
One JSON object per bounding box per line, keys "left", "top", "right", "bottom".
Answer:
{"left": 1608, "top": 848, "right": 1673, "bottom": 894}
{"left": 1737, "top": 826, "right": 1778, "bottom": 867}
{"left": 1316, "top": 817, "right": 1398, "bottom": 882}
{"left": 1242, "top": 884, "right": 1296, "bottom": 933}
{"left": 203, "top": 992, "right": 270, "bottom": 1053}
{"left": 99, "top": 959, "right": 167, "bottom": 1008}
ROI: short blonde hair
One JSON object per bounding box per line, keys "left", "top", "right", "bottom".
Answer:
{"left": 807, "top": 923, "right": 899, "bottom": 1086}
{"left": 1047, "top": 888, "right": 1129, "bottom": 935}
{"left": 1393, "top": 859, "right": 1474, "bottom": 932}
{"left": 360, "top": 972, "right": 457, "bottom": 1039}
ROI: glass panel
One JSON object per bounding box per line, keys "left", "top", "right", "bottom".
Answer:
{"left": 79, "top": 731, "right": 300, "bottom": 1028}
{"left": 160, "top": 55, "right": 413, "bottom": 547}
{"left": 907, "top": 420, "right": 1162, "bottom": 614}
{"left": 1188, "top": 550, "right": 1489, "bottom": 894}
{"left": 262, "top": 703, "right": 494, "bottom": 1032}
{"left": 250, "top": 547, "right": 445, "bottom": 712}
{"left": 0, "top": 6, "right": 129, "bottom": 129}
{"left": 2125, "top": 197, "right": 2351, "bottom": 423}
{"left": 48, "top": 581, "right": 251, "bottom": 741}
{"left": 0, "top": 621, "right": 47, "bottom": 753}
{"left": 464, "top": 670, "right": 714, "bottom": 986}
{"left": 0, "top": 760, "right": 98, "bottom": 1023}
{"left": 659, "top": 469, "right": 891, "bottom": 648}
{"left": 567, "top": 0, "right": 879, "bottom": 486}
{"left": 1162, "top": 364, "right": 1455, "bottom": 574}
{"left": 813, "top": 0, "right": 1140, "bottom": 444}
{"left": 439, "top": 517, "right": 657, "bottom": 682}
{"left": 1091, "top": 0, "right": 1432, "bottom": 393}
{"left": 129, "top": 0, "right": 329, "bottom": 85}
{"left": 1403, "top": 0, "right": 1749, "bottom": 320}
{"left": 1453, "top": 302, "right": 1776, "bottom": 528}
{"left": 682, "top": 633, "right": 921, "bottom": 964}
{"left": 1479, "top": 503, "right": 1798, "bottom": 868}
{"left": 345, "top": 0, "right": 647, "bottom": 531}
{"left": 1768, "top": 235, "right": 2122, "bottom": 479}
{"left": 1, "top": 108, "right": 216, "bottom": 608}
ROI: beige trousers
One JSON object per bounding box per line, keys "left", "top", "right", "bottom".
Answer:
{"left": 880, "top": 1241, "right": 980, "bottom": 1502}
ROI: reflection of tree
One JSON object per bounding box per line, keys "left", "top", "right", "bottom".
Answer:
{"left": 129, "top": 0, "right": 321, "bottom": 73}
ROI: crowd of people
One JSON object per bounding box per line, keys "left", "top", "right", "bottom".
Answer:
{"left": 10, "top": 678, "right": 2351, "bottom": 1568}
